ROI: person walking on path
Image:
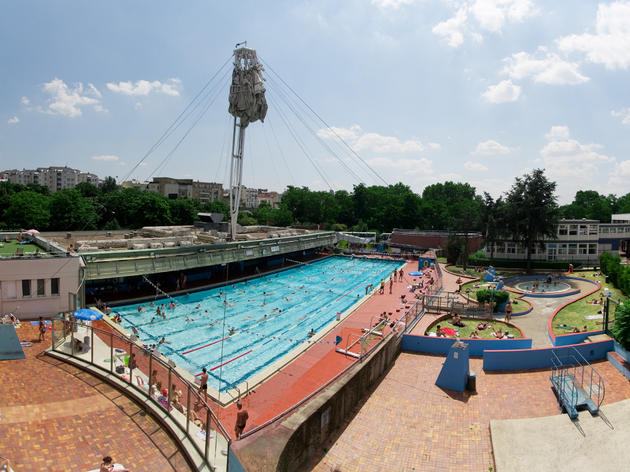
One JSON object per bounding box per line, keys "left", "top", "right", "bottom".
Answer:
{"left": 504, "top": 301, "right": 513, "bottom": 323}
{"left": 399, "top": 268, "right": 404, "bottom": 282}
{"left": 389, "top": 277, "right": 393, "bottom": 294}
{"left": 235, "top": 401, "right": 249, "bottom": 439}
{"left": 38, "top": 316, "right": 46, "bottom": 342}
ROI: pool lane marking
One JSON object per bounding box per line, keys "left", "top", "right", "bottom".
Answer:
{"left": 181, "top": 336, "right": 231, "bottom": 355}
{"left": 195, "top": 349, "right": 253, "bottom": 375}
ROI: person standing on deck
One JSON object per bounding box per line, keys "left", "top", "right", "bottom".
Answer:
{"left": 235, "top": 402, "right": 249, "bottom": 439}
{"left": 389, "top": 277, "right": 393, "bottom": 294}
{"left": 379, "top": 280, "right": 385, "bottom": 294}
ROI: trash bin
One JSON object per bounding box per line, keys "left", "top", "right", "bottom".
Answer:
{"left": 467, "top": 371, "right": 477, "bottom": 392}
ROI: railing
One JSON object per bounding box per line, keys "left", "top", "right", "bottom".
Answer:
{"left": 50, "top": 317, "right": 230, "bottom": 472}
{"left": 550, "top": 348, "right": 605, "bottom": 419}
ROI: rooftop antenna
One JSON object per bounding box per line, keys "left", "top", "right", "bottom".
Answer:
{"left": 228, "top": 42, "right": 267, "bottom": 240}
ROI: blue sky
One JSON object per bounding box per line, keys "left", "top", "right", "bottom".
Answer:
{"left": 2, "top": 0, "right": 630, "bottom": 204}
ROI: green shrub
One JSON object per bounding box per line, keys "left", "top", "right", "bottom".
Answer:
{"left": 475, "top": 289, "right": 509, "bottom": 311}
{"left": 612, "top": 301, "right": 630, "bottom": 350}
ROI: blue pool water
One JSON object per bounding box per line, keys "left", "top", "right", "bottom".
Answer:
{"left": 115, "top": 256, "right": 402, "bottom": 392}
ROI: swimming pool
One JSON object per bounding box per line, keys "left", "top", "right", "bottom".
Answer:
{"left": 115, "top": 256, "right": 402, "bottom": 392}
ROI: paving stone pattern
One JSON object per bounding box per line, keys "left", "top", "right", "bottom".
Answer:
{"left": 0, "top": 324, "right": 194, "bottom": 472}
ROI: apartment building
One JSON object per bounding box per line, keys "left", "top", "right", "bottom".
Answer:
{"left": 2, "top": 166, "right": 100, "bottom": 192}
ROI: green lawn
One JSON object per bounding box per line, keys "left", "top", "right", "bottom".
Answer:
{"left": 426, "top": 318, "right": 523, "bottom": 339}
{"left": 552, "top": 270, "right": 628, "bottom": 335}
{"left": 0, "top": 240, "right": 43, "bottom": 257}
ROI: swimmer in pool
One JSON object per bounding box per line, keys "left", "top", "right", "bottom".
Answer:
{"left": 228, "top": 327, "right": 235, "bottom": 335}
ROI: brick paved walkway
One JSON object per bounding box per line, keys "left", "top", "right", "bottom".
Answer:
{"left": 306, "top": 352, "right": 630, "bottom": 472}
{"left": 0, "top": 324, "right": 193, "bottom": 472}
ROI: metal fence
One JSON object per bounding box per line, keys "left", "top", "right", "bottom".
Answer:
{"left": 51, "top": 317, "right": 230, "bottom": 472}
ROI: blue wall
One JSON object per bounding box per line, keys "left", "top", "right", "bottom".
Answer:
{"left": 553, "top": 330, "right": 604, "bottom": 346}
{"left": 402, "top": 334, "right": 532, "bottom": 356}
{"left": 483, "top": 340, "right": 614, "bottom": 370}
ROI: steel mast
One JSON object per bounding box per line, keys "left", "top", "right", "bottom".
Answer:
{"left": 228, "top": 42, "right": 268, "bottom": 240}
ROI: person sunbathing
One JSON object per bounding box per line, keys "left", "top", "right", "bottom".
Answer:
{"left": 491, "top": 327, "right": 505, "bottom": 339}
{"left": 469, "top": 330, "right": 480, "bottom": 339}
{"left": 436, "top": 325, "right": 446, "bottom": 337}
{"left": 477, "top": 322, "right": 488, "bottom": 330}
{"left": 451, "top": 314, "right": 465, "bottom": 327}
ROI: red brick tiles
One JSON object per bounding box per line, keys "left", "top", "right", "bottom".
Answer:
{"left": 0, "top": 324, "right": 193, "bottom": 472}
{"left": 307, "top": 353, "right": 630, "bottom": 472}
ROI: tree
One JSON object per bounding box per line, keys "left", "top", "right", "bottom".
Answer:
{"left": 612, "top": 301, "right": 630, "bottom": 350}
{"left": 2, "top": 191, "right": 51, "bottom": 230}
{"left": 169, "top": 198, "right": 199, "bottom": 225}
{"left": 480, "top": 193, "right": 505, "bottom": 263}
{"left": 75, "top": 182, "right": 100, "bottom": 198}
{"left": 100, "top": 176, "right": 118, "bottom": 194}
{"left": 504, "top": 169, "right": 559, "bottom": 273}
{"left": 50, "top": 188, "right": 98, "bottom": 230}
{"left": 200, "top": 200, "right": 230, "bottom": 220}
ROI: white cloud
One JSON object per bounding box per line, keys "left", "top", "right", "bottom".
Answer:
{"left": 433, "top": 1, "right": 538, "bottom": 47}
{"left": 545, "top": 125, "right": 570, "bottom": 140}
{"left": 317, "top": 125, "right": 425, "bottom": 153}
{"left": 42, "top": 78, "right": 103, "bottom": 117}
{"left": 371, "top": 0, "right": 415, "bottom": 8}
{"left": 609, "top": 160, "right": 630, "bottom": 188}
{"left": 502, "top": 49, "right": 589, "bottom": 85}
{"left": 21, "top": 96, "right": 30, "bottom": 105}
{"left": 482, "top": 79, "right": 521, "bottom": 103}
{"left": 433, "top": 7, "right": 468, "bottom": 48}
{"left": 366, "top": 156, "right": 433, "bottom": 176}
{"left": 540, "top": 126, "right": 614, "bottom": 181}
{"left": 464, "top": 161, "right": 489, "bottom": 171}
{"left": 473, "top": 139, "right": 512, "bottom": 155}
{"left": 428, "top": 142, "right": 441, "bottom": 150}
{"left": 612, "top": 107, "right": 630, "bottom": 125}
{"left": 92, "top": 155, "right": 120, "bottom": 161}
{"left": 7, "top": 116, "right": 19, "bottom": 124}
{"left": 557, "top": 1, "right": 630, "bottom": 70}
{"left": 470, "top": 0, "right": 538, "bottom": 33}
{"left": 106, "top": 78, "right": 182, "bottom": 97}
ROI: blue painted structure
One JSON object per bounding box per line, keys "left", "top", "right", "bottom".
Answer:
{"left": 552, "top": 330, "right": 604, "bottom": 346}
{"left": 418, "top": 256, "right": 435, "bottom": 270}
{"left": 0, "top": 325, "right": 26, "bottom": 360}
{"left": 483, "top": 340, "right": 614, "bottom": 370}
{"left": 228, "top": 448, "right": 247, "bottom": 472}
{"left": 435, "top": 341, "right": 471, "bottom": 392}
{"left": 402, "top": 334, "right": 532, "bottom": 356}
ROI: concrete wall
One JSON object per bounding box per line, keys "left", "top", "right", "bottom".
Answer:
{"left": 231, "top": 333, "right": 402, "bottom": 472}
{"left": 0, "top": 256, "right": 81, "bottom": 319}
{"left": 483, "top": 340, "right": 614, "bottom": 370}
{"left": 402, "top": 334, "right": 532, "bottom": 356}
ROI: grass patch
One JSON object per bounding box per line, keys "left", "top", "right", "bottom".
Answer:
{"left": 426, "top": 318, "right": 523, "bottom": 339}
{"left": 0, "top": 239, "right": 42, "bottom": 257}
{"left": 552, "top": 270, "right": 628, "bottom": 335}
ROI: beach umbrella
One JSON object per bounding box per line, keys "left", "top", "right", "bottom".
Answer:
{"left": 408, "top": 271, "right": 424, "bottom": 277}
{"left": 73, "top": 308, "right": 103, "bottom": 321}
{"left": 25, "top": 229, "right": 40, "bottom": 234}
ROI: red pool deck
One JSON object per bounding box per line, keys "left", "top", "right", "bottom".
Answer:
{"left": 219, "top": 260, "right": 424, "bottom": 439}
{"left": 0, "top": 324, "right": 194, "bottom": 472}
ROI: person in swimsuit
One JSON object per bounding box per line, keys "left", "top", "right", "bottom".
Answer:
{"left": 234, "top": 402, "right": 249, "bottom": 439}
{"left": 198, "top": 367, "right": 208, "bottom": 401}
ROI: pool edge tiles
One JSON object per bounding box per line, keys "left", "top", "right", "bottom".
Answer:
{"left": 112, "top": 256, "right": 404, "bottom": 400}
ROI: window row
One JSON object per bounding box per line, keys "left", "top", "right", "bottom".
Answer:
{"left": 557, "top": 224, "right": 599, "bottom": 236}
{"left": 1, "top": 278, "right": 60, "bottom": 299}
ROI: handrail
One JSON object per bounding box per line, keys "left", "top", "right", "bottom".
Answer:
{"left": 51, "top": 318, "right": 231, "bottom": 466}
